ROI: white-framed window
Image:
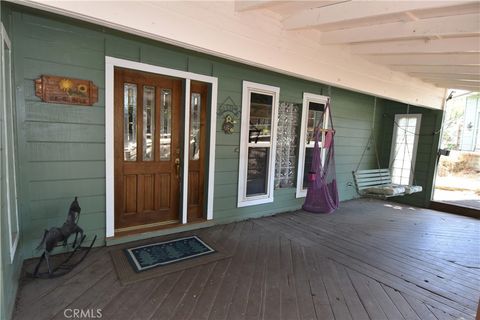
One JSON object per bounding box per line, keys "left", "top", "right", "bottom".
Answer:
{"left": 1, "top": 23, "right": 19, "bottom": 262}
{"left": 389, "top": 114, "right": 422, "bottom": 185}
{"left": 237, "top": 81, "right": 279, "bottom": 207}
{"left": 296, "top": 93, "right": 330, "bottom": 198}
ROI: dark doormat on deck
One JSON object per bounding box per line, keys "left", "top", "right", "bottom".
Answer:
{"left": 110, "top": 234, "right": 231, "bottom": 285}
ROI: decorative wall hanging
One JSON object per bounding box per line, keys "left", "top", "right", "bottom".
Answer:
{"left": 217, "top": 96, "right": 239, "bottom": 134}
{"left": 222, "top": 114, "right": 236, "bottom": 134}
{"left": 35, "top": 75, "right": 98, "bottom": 106}
{"left": 275, "top": 102, "right": 300, "bottom": 189}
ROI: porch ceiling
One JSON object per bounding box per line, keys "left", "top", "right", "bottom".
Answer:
{"left": 10, "top": 0, "right": 480, "bottom": 108}
{"left": 237, "top": 0, "right": 480, "bottom": 92}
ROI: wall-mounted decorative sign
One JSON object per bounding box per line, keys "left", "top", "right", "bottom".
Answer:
{"left": 35, "top": 75, "right": 98, "bottom": 106}
{"left": 217, "top": 96, "right": 240, "bottom": 134}
{"left": 222, "top": 114, "right": 236, "bottom": 134}
{"left": 275, "top": 102, "right": 300, "bottom": 189}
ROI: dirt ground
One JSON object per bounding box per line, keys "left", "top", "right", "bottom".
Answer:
{"left": 433, "top": 174, "right": 480, "bottom": 209}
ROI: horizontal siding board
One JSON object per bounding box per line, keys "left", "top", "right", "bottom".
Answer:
{"left": 27, "top": 142, "right": 105, "bottom": 161}
{"left": 18, "top": 36, "right": 104, "bottom": 70}
{"left": 140, "top": 43, "right": 188, "bottom": 71}
{"left": 28, "top": 178, "right": 105, "bottom": 201}
{"left": 25, "top": 122, "right": 105, "bottom": 143}
{"left": 214, "top": 171, "right": 238, "bottom": 185}
{"left": 105, "top": 36, "right": 140, "bottom": 61}
{"left": 25, "top": 102, "right": 105, "bottom": 124}
{"left": 27, "top": 161, "right": 105, "bottom": 181}
{"left": 29, "top": 195, "right": 106, "bottom": 220}
{"left": 23, "top": 57, "right": 105, "bottom": 83}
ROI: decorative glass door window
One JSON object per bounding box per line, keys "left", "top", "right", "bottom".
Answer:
{"left": 238, "top": 81, "right": 279, "bottom": 207}
{"left": 160, "top": 89, "right": 172, "bottom": 161}
{"left": 123, "top": 83, "right": 137, "bottom": 161}
{"left": 296, "top": 93, "right": 330, "bottom": 198}
{"left": 143, "top": 86, "right": 155, "bottom": 161}
{"left": 390, "top": 114, "right": 421, "bottom": 185}
{"left": 190, "top": 93, "right": 201, "bottom": 160}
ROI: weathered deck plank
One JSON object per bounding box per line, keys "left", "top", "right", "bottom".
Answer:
{"left": 13, "top": 199, "right": 480, "bottom": 320}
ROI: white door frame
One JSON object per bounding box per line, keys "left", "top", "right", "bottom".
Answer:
{"left": 105, "top": 56, "right": 217, "bottom": 238}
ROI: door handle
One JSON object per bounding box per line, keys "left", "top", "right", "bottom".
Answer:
{"left": 175, "top": 158, "right": 180, "bottom": 179}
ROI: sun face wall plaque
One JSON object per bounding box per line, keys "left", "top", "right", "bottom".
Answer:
{"left": 35, "top": 75, "right": 98, "bottom": 106}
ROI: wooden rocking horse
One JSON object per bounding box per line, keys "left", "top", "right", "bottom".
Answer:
{"left": 29, "top": 197, "right": 97, "bottom": 278}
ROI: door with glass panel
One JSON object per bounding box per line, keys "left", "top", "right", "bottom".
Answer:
{"left": 114, "top": 68, "right": 182, "bottom": 231}
{"left": 296, "top": 94, "right": 329, "bottom": 198}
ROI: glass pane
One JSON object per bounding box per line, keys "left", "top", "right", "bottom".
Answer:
{"left": 190, "top": 93, "right": 201, "bottom": 160}
{"left": 306, "top": 102, "right": 325, "bottom": 144}
{"left": 249, "top": 93, "right": 273, "bottom": 143}
{"left": 160, "top": 89, "right": 172, "bottom": 161}
{"left": 143, "top": 86, "right": 155, "bottom": 161}
{"left": 246, "top": 147, "right": 269, "bottom": 196}
{"left": 303, "top": 147, "right": 314, "bottom": 189}
{"left": 124, "top": 83, "right": 137, "bottom": 161}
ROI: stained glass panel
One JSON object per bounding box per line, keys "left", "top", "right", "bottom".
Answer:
{"left": 124, "top": 83, "right": 137, "bottom": 161}
{"left": 160, "top": 89, "right": 172, "bottom": 161}
{"left": 143, "top": 86, "right": 155, "bottom": 161}
{"left": 190, "top": 93, "right": 201, "bottom": 160}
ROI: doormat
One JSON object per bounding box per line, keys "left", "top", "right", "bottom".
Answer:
{"left": 110, "top": 234, "right": 231, "bottom": 285}
{"left": 125, "top": 236, "right": 214, "bottom": 272}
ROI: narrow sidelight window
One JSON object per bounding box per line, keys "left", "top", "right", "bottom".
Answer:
{"left": 238, "top": 81, "right": 279, "bottom": 207}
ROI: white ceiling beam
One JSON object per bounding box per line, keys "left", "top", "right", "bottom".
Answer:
{"left": 351, "top": 37, "right": 480, "bottom": 55}
{"left": 369, "top": 53, "right": 480, "bottom": 66}
{"left": 434, "top": 84, "right": 479, "bottom": 91}
{"left": 410, "top": 73, "right": 480, "bottom": 81}
{"left": 283, "top": 1, "right": 472, "bottom": 30}
{"left": 321, "top": 13, "right": 480, "bottom": 44}
{"left": 431, "top": 81, "right": 480, "bottom": 90}
{"left": 235, "top": 0, "right": 280, "bottom": 12}
{"left": 391, "top": 65, "right": 480, "bottom": 74}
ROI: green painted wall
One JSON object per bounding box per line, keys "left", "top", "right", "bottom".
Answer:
{"left": 379, "top": 101, "right": 443, "bottom": 207}
{"left": 5, "top": 3, "right": 438, "bottom": 265}
{"left": 1, "top": 5, "right": 23, "bottom": 320}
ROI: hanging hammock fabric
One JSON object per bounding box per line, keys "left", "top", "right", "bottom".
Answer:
{"left": 302, "top": 100, "right": 339, "bottom": 214}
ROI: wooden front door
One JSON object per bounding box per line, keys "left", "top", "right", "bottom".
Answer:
{"left": 114, "top": 68, "right": 182, "bottom": 232}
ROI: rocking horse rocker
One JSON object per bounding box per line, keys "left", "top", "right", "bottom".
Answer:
{"left": 29, "top": 197, "right": 97, "bottom": 278}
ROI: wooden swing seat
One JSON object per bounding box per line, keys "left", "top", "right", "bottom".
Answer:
{"left": 353, "top": 169, "right": 422, "bottom": 199}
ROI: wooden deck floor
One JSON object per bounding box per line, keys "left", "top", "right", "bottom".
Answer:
{"left": 13, "top": 199, "right": 480, "bottom": 320}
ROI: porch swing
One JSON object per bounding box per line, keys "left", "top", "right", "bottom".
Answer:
{"left": 352, "top": 99, "right": 423, "bottom": 199}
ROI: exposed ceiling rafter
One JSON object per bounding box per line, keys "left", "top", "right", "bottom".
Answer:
{"left": 350, "top": 37, "right": 480, "bottom": 55}
{"left": 369, "top": 53, "right": 480, "bottom": 66}
{"left": 320, "top": 13, "right": 480, "bottom": 44}
{"left": 409, "top": 73, "right": 480, "bottom": 81}
{"left": 282, "top": 1, "right": 473, "bottom": 31}
{"left": 234, "top": 0, "right": 280, "bottom": 12}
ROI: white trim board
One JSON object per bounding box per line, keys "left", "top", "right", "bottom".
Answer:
{"left": 1, "top": 23, "right": 20, "bottom": 262}
{"left": 105, "top": 56, "right": 217, "bottom": 238}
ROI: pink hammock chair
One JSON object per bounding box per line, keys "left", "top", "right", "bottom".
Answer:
{"left": 302, "top": 99, "right": 339, "bottom": 214}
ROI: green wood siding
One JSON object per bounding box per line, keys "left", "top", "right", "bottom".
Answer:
{"left": 4, "top": 5, "right": 440, "bottom": 264}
